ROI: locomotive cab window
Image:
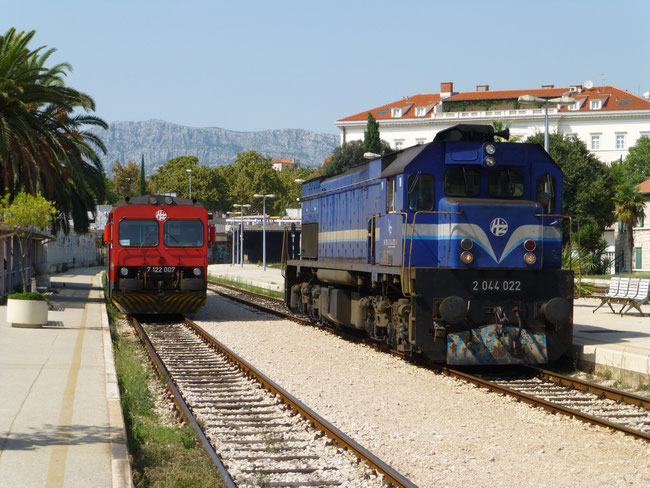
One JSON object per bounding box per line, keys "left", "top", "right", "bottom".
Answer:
{"left": 488, "top": 167, "right": 525, "bottom": 198}
{"left": 118, "top": 219, "right": 158, "bottom": 247}
{"left": 444, "top": 167, "right": 481, "bottom": 197}
{"left": 164, "top": 220, "right": 204, "bottom": 247}
{"left": 407, "top": 173, "right": 434, "bottom": 211}
{"left": 536, "top": 174, "right": 557, "bottom": 213}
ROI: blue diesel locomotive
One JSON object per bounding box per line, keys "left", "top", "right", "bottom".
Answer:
{"left": 284, "top": 124, "right": 573, "bottom": 365}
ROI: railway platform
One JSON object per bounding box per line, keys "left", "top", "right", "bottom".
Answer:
{"left": 0, "top": 267, "right": 131, "bottom": 488}
{"left": 208, "top": 263, "right": 650, "bottom": 387}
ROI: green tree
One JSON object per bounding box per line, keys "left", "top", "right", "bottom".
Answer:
{"left": 149, "top": 156, "right": 199, "bottom": 197}
{"left": 276, "top": 166, "right": 316, "bottom": 214}
{"left": 613, "top": 183, "right": 646, "bottom": 272}
{"left": 101, "top": 174, "right": 120, "bottom": 204}
{"left": 0, "top": 28, "right": 107, "bottom": 233}
{"left": 611, "top": 137, "right": 650, "bottom": 186}
{"left": 525, "top": 132, "right": 615, "bottom": 233}
{"left": 0, "top": 192, "right": 58, "bottom": 291}
{"left": 320, "top": 139, "right": 392, "bottom": 177}
{"left": 139, "top": 154, "right": 146, "bottom": 195}
{"left": 229, "top": 151, "right": 282, "bottom": 214}
{"left": 364, "top": 113, "right": 381, "bottom": 154}
{"left": 112, "top": 160, "right": 140, "bottom": 198}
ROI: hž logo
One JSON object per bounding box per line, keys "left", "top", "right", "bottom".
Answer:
{"left": 155, "top": 209, "right": 167, "bottom": 222}
{"left": 489, "top": 217, "right": 508, "bottom": 237}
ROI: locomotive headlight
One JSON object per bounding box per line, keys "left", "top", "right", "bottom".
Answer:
{"left": 484, "top": 156, "right": 496, "bottom": 167}
{"left": 524, "top": 252, "right": 536, "bottom": 265}
{"left": 120, "top": 267, "right": 129, "bottom": 276}
{"left": 192, "top": 267, "right": 202, "bottom": 277}
{"left": 460, "top": 238, "right": 473, "bottom": 251}
{"left": 460, "top": 251, "right": 473, "bottom": 264}
{"left": 485, "top": 143, "right": 496, "bottom": 155}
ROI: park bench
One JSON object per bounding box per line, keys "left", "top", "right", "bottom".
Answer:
{"left": 592, "top": 277, "right": 623, "bottom": 314}
{"left": 620, "top": 279, "right": 650, "bottom": 316}
{"left": 592, "top": 277, "right": 650, "bottom": 316}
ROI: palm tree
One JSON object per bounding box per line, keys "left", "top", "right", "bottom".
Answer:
{"left": 613, "top": 183, "right": 646, "bottom": 272}
{"left": 0, "top": 28, "right": 107, "bottom": 233}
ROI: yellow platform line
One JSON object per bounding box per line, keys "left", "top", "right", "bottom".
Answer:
{"left": 45, "top": 303, "right": 88, "bottom": 488}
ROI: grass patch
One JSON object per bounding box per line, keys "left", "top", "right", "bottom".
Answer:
{"left": 209, "top": 274, "right": 283, "bottom": 299}
{"left": 103, "top": 274, "right": 224, "bottom": 487}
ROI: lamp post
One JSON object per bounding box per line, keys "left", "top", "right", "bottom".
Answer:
{"left": 186, "top": 168, "right": 192, "bottom": 199}
{"left": 517, "top": 94, "right": 576, "bottom": 153}
{"left": 226, "top": 211, "right": 240, "bottom": 266}
{"left": 233, "top": 204, "right": 250, "bottom": 267}
{"left": 253, "top": 194, "right": 276, "bottom": 271}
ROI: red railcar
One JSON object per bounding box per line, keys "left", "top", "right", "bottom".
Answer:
{"left": 104, "top": 195, "right": 214, "bottom": 314}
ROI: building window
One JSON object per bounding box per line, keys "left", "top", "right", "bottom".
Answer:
{"left": 635, "top": 247, "right": 642, "bottom": 269}
{"left": 636, "top": 216, "right": 645, "bottom": 228}
{"left": 394, "top": 139, "right": 404, "bottom": 150}
{"left": 590, "top": 99, "right": 602, "bottom": 110}
{"left": 591, "top": 135, "right": 600, "bottom": 150}
{"left": 616, "top": 134, "right": 626, "bottom": 149}
{"left": 415, "top": 106, "right": 426, "bottom": 117}
{"left": 391, "top": 107, "right": 402, "bottom": 118}
{"left": 568, "top": 102, "right": 580, "bottom": 111}
{"left": 641, "top": 133, "right": 650, "bottom": 139}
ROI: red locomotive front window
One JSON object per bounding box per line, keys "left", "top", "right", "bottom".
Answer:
{"left": 164, "top": 220, "right": 204, "bottom": 247}
{"left": 118, "top": 219, "right": 159, "bottom": 247}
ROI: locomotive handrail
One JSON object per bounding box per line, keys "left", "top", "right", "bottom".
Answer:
{"left": 406, "top": 210, "right": 463, "bottom": 296}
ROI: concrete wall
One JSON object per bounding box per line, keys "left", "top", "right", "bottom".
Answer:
{"left": 43, "top": 230, "right": 99, "bottom": 273}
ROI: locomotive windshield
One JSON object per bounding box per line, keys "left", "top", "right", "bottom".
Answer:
{"left": 118, "top": 219, "right": 159, "bottom": 247}
{"left": 444, "top": 167, "right": 481, "bottom": 197}
{"left": 488, "top": 168, "right": 525, "bottom": 198}
{"left": 164, "top": 220, "right": 204, "bottom": 247}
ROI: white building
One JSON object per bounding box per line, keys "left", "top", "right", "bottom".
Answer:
{"left": 336, "top": 82, "right": 650, "bottom": 163}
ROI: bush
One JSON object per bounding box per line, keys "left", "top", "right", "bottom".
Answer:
{"left": 8, "top": 292, "right": 46, "bottom": 301}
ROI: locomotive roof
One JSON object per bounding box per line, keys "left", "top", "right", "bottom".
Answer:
{"left": 112, "top": 195, "right": 201, "bottom": 208}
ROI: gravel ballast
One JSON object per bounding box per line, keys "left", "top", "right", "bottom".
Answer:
{"left": 195, "top": 295, "right": 650, "bottom": 487}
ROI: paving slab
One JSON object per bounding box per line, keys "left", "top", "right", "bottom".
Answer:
{"left": 0, "top": 267, "right": 131, "bottom": 488}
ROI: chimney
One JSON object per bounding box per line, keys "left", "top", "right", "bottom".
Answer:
{"left": 476, "top": 85, "right": 489, "bottom": 92}
{"left": 541, "top": 84, "right": 554, "bottom": 89}
{"left": 440, "top": 81, "right": 454, "bottom": 99}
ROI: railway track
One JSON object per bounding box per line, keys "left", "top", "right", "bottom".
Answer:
{"left": 207, "top": 280, "right": 650, "bottom": 443}
{"left": 130, "top": 314, "right": 416, "bottom": 488}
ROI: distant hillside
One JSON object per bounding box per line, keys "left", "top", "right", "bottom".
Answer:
{"left": 98, "top": 119, "right": 339, "bottom": 174}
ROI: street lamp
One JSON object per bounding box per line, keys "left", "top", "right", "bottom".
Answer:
{"left": 226, "top": 211, "right": 241, "bottom": 266}
{"left": 253, "top": 193, "right": 276, "bottom": 271}
{"left": 186, "top": 168, "right": 192, "bottom": 199}
{"left": 517, "top": 94, "right": 576, "bottom": 152}
{"left": 233, "top": 203, "right": 251, "bottom": 267}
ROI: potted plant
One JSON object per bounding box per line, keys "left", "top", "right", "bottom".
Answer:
{"left": 1, "top": 193, "right": 58, "bottom": 327}
{"left": 6, "top": 291, "right": 49, "bottom": 327}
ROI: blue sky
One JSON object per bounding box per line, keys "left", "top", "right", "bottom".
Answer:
{"left": 4, "top": 0, "right": 649, "bottom": 134}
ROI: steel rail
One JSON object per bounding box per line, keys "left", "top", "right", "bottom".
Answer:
{"left": 207, "top": 279, "right": 284, "bottom": 304}
{"left": 208, "top": 280, "right": 650, "bottom": 442}
{"left": 528, "top": 366, "right": 650, "bottom": 411}
{"left": 128, "top": 316, "right": 237, "bottom": 487}
{"left": 443, "top": 366, "right": 650, "bottom": 443}
{"left": 184, "top": 317, "right": 417, "bottom": 488}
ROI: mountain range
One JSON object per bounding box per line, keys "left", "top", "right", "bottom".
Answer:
{"left": 98, "top": 119, "right": 339, "bottom": 175}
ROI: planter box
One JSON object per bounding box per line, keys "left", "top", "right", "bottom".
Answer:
{"left": 7, "top": 298, "right": 48, "bottom": 328}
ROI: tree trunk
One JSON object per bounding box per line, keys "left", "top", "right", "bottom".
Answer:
{"left": 627, "top": 223, "right": 635, "bottom": 272}
{"left": 16, "top": 236, "right": 28, "bottom": 292}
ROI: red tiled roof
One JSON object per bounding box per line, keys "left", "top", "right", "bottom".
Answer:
{"left": 272, "top": 158, "right": 293, "bottom": 164}
{"left": 636, "top": 178, "right": 650, "bottom": 194}
{"left": 337, "top": 84, "right": 650, "bottom": 122}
